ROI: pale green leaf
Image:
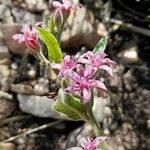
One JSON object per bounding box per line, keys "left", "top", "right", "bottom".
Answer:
{"left": 93, "top": 37, "right": 107, "bottom": 53}
{"left": 37, "top": 27, "right": 62, "bottom": 62}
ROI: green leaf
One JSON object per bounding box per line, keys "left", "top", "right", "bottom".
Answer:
{"left": 53, "top": 101, "right": 81, "bottom": 120}
{"left": 58, "top": 89, "right": 87, "bottom": 114}
{"left": 93, "top": 37, "right": 107, "bottom": 53}
{"left": 37, "top": 27, "right": 62, "bottom": 62}
{"left": 49, "top": 16, "right": 55, "bottom": 34}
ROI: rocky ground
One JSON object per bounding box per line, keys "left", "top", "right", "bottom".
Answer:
{"left": 0, "top": 0, "right": 150, "bottom": 150}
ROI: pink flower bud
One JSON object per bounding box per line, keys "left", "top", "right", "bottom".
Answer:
{"left": 52, "top": 0, "right": 76, "bottom": 13}
{"left": 13, "top": 25, "right": 39, "bottom": 51}
{"left": 54, "top": 8, "right": 63, "bottom": 26}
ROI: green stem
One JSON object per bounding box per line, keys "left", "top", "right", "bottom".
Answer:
{"left": 38, "top": 50, "right": 50, "bottom": 66}
{"left": 87, "top": 101, "right": 108, "bottom": 150}
{"left": 87, "top": 103, "right": 103, "bottom": 136}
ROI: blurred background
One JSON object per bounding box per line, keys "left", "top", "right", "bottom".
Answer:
{"left": 0, "top": 0, "right": 150, "bottom": 150}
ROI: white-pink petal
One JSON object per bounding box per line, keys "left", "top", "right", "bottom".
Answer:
{"left": 66, "top": 147, "right": 82, "bottom": 150}
{"left": 53, "top": 1, "right": 63, "bottom": 9}
{"left": 82, "top": 88, "right": 91, "bottom": 103}
{"left": 13, "top": 34, "right": 25, "bottom": 43}
{"left": 50, "top": 63, "right": 61, "bottom": 69}
{"left": 99, "top": 65, "right": 113, "bottom": 76}
{"left": 92, "top": 80, "right": 107, "bottom": 91}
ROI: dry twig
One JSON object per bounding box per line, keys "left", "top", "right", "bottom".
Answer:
{"left": 0, "top": 120, "right": 62, "bottom": 143}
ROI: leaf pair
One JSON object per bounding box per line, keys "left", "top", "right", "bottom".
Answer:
{"left": 53, "top": 89, "right": 88, "bottom": 120}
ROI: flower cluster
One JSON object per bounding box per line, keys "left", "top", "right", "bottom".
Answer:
{"left": 51, "top": 51, "right": 116, "bottom": 103}
{"left": 67, "top": 136, "right": 108, "bottom": 150}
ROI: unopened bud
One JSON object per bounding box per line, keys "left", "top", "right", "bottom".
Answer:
{"left": 54, "top": 8, "right": 63, "bottom": 28}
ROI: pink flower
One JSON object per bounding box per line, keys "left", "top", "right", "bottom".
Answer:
{"left": 67, "top": 136, "right": 108, "bottom": 150}
{"left": 13, "top": 25, "right": 39, "bottom": 50}
{"left": 65, "top": 68, "right": 107, "bottom": 103}
{"left": 51, "top": 55, "right": 77, "bottom": 77}
{"left": 52, "top": 0, "right": 75, "bottom": 13}
{"left": 79, "top": 51, "right": 116, "bottom": 77}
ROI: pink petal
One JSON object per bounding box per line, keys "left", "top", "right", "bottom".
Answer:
{"left": 21, "top": 25, "right": 30, "bottom": 33}
{"left": 82, "top": 88, "right": 91, "bottom": 103}
{"left": 92, "top": 80, "right": 107, "bottom": 91}
{"left": 65, "top": 85, "right": 80, "bottom": 93}
{"left": 99, "top": 65, "right": 113, "bottom": 76}
{"left": 53, "top": 1, "right": 63, "bottom": 9}
{"left": 13, "top": 34, "right": 25, "bottom": 43}
{"left": 78, "top": 58, "right": 90, "bottom": 64}
{"left": 69, "top": 71, "right": 80, "bottom": 83}
{"left": 50, "top": 63, "right": 61, "bottom": 69}
{"left": 66, "top": 147, "right": 82, "bottom": 150}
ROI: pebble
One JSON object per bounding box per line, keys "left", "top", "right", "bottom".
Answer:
{"left": 0, "top": 58, "right": 11, "bottom": 65}
{"left": 0, "top": 44, "right": 10, "bottom": 60}
{"left": 11, "top": 83, "right": 33, "bottom": 94}
{"left": 118, "top": 40, "right": 139, "bottom": 64}
{"left": 0, "top": 143, "right": 15, "bottom": 150}
{"left": 27, "top": 69, "right": 36, "bottom": 79}
{"left": 10, "top": 63, "right": 18, "bottom": 70}
{"left": 0, "top": 98, "right": 16, "bottom": 120}
{"left": 34, "top": 78, "right": 49, "bottom": 96}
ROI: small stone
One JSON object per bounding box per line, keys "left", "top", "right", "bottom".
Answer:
{"left": 10, "top": 63, "right": 18, "bottom": 70}
{"left": 118, "top": 40, "right": 139, "bottom": 64}
{"left": 11, "top": 83, "right": 33, "bottom": 94}
{"left": 34, "top": 78, "right": 49, "bottom": 96}
{"left": 0, "top": 65, "right": 10, "bottom": 77}
{"left": 0, "top": 44, "right": 10, "bottom": 60}
{"left": 27, "top": 69, "right": 36, "bottom": 79}
{"left": 0, "top": 58, "right": 11, "bottom": 65}
{"left": 0, "top": 143, "right": 15, "bottom": 150}
{"left": 0, "top": 98, "right": 16, "bottom": 120}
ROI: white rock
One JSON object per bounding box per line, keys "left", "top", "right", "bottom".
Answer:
{"left": 17, "top": 94, "right": 68, "bottom": 119}
{"left": 92, "top": 96, "right": 112, "bottom": 122}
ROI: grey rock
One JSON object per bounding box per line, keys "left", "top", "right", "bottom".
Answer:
{"left": 60, "top": 6, "right": 101, "bottom": 51}
{"left": 0, "top": 4, "right": 11, "bottom": 20}
{"left": 17, "top": 94, "right": 68, "bottom": 119}
{"left": 12, "top": 8, "right": 36, "bottom": 24}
